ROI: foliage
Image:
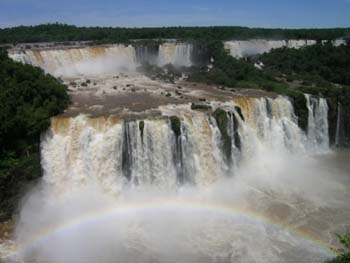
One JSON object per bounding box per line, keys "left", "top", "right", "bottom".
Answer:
{"left": 260, "top": 43, "right": 350, "bottom": 86}
{"left": 0, "top": 23, "right": 349, "bottom": 44}
{"left": 327, "top": 234, "right": 350, "bottom": 263}
{"left": 0, "top": 49, "right": 69, "bottom": 220}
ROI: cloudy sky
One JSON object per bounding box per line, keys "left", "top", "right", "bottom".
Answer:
{"left": 0, "top": 0, "right": 349, "bottom": 28}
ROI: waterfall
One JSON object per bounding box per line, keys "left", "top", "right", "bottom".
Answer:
{"left": 8, "top": 94, "right": 340, "bottom": 263}
{"left": 41, "top": 95, "right": 321, "bottom": 193}
{"left": 158, "top": 43, "right": 193, "bottom": 67}
{"left": 224, "top": 39, "right": 317, "bottom": 58}
{"left": 305, "top": 94, "right": 329, "bottom": 152}
{"left": 134, "top": 44, "right": 159, "bottom": 65}
{"left": 9, "top": 45, "right": 138, "bottom": 77}
{"left": 9, "top": 43, "right": 195, "bottom": 75}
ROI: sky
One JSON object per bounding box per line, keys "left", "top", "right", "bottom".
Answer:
{"left": 0, "top": 0, "right": 349, "bottom": 29}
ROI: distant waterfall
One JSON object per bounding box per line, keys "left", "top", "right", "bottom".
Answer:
{"left": 157, "top": 43, "right": 193, "bottom": 67}
{"left": 9, "top": 43, "right": 195, "bottom": 77}
{"left": 305, "top": 94, "right": 329, "bottom": 152}
{"left": 41, "top": 95, "right": 321, "bottom": 193}
{"left": 224, "top": 39, "right": 317, "bottom": 58}
{"left": 9, "top": 45, "right": 138, "bottom": 77}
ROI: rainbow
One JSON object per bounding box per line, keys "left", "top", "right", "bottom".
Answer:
{"left": 7, "top": 200, "right": 337, "bottom": 260}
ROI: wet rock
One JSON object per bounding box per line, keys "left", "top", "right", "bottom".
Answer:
{"left": 213, "top": 109, "right": 231, "bottom": 163}
{"left": 234, "top": 106, "right": 245, "bottom": 121}
{"left": 191, "top": 103, "right": 212, "bottom": 111}
{"left": 139, "top": 121, "right": 145, "bottom": 139}
{"left": 170, "top": 116, "right": 181, "bottom": 137}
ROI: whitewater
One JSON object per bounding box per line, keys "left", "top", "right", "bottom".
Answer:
{"left": 2, "top": 44, "right": 349, "bottom": 263}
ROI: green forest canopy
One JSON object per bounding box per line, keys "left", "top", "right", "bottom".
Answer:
{"left": 0, "top": 23, "right": 350, "bottom": 44}
{"left": 0, "top": 49, "right": 69, "bottom": 220}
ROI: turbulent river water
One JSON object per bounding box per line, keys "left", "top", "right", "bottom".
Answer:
{"left": 2, "top": 45, "right": 349, "bottom": 263}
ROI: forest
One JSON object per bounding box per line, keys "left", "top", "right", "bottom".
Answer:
{"left": 0, "top": 49, "right": 69, "bottom": 220}
{"left": 0, "top": 23, "right": 350, "bottom": 44}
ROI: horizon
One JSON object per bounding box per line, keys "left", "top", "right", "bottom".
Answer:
{"left": 0, "top": 0, "right": 349, "bottom": 29}
{"left": 1, "top": 23, "right": 350, "bottom": 30}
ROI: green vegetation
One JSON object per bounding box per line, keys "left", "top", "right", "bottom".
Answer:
{"left": 0, "top": 23, "right": 349, "bottom": 44}
{"left": 327, "top": 234, "right": 350, "bottom": 263}
{"left": 260, "top": 43, "right": 350, "bottom": 86}
{"left": 0, "top": 49, "right": 69, "bottom": 220}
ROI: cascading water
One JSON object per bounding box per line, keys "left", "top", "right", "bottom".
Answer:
{"left": 9, "top": 45, "right": 138, "bottom": 77}
{"left": 5, "top": 93, "right": 349, "bottom": 263}
{"left": 9, "top": 42, "right": 195, "bottom": 77}
{"left": 224, "top": 39, "right": 317, "bottom": 58}
{"left": 158, "top": 43, "right": 193, "bottom": 67}
{"left": 4, "top": 43, "right": 349, "bottom": 263}
{"left": 305, "top": 94, "right": 329, "bottom": 152}
{"left": 39, "top": 96, "right": 309, "bottom": 193}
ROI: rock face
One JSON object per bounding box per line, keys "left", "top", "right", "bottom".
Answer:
{"left": 212, "top": 109, "right": 232, "bottom": 164}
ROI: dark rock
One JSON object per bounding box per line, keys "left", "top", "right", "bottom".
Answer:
{"left": 234, "top": 106, "right": 245, "bottom": 121}
{"left": 170, "top": 116, "right": 181, "bottom": 137}
{"left": 212, "top": 109, "right": 232, "bottom": 164}
{"left": 191, "top": 103, "right": 212, "bottom": 111}
{"left": 139, "top": 121, "right": 145, "bottom": 140}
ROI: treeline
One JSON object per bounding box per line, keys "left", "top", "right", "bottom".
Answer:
{"left": 0, "top": 23, "right": 350, "bottom": 44}
{"left": 0, "top": 49, "right": 69, "bottom": 220}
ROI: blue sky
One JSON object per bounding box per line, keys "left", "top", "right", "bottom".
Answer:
{"left": 0, "top": 0, "right": 349, "bottom": 28}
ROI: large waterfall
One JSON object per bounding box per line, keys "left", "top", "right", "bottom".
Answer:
{"left": 4, "top": 44, "right": 349, "bottom": 263}
{"left": 5, "top": 92, "right": 349, "bottom": 263}
{"left": 9, "top": 43, "right": 194, "bottom": 77}
{"left": 9, "top": 45, "right": 138, "bottom": 77}
{"left": 40, "top": 96, "right": 318, "bottom": 193}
